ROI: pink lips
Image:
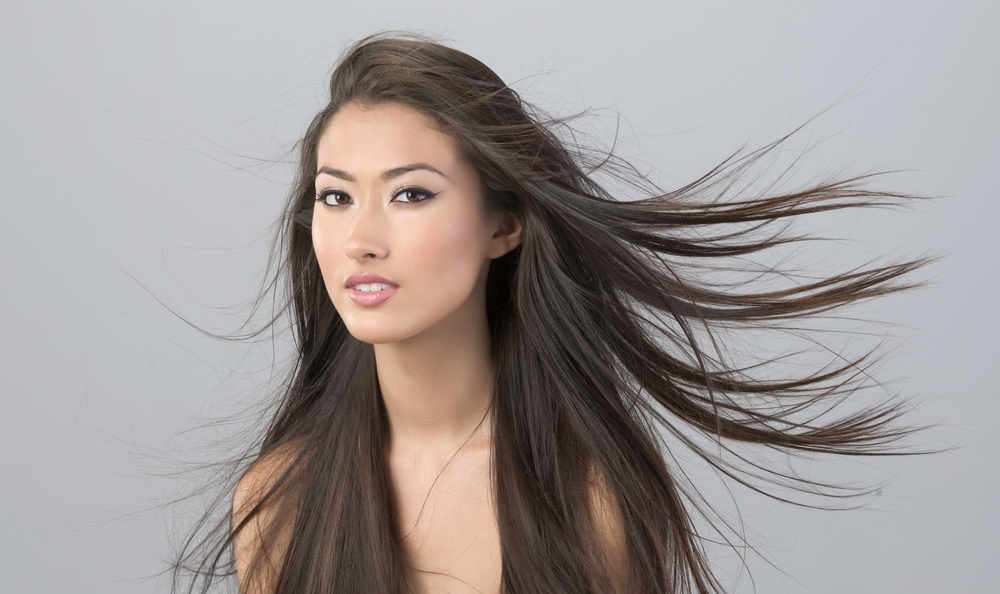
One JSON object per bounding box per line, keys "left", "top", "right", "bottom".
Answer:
{"left": 344, "top": 272, "right": 398, "bottom": 307}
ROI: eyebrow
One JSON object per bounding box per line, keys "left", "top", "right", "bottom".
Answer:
{"left": 315, "top": 163, "right": 450, "bottom": 183}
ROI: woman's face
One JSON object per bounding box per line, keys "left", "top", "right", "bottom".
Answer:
{"left": 312, "top": 101, "right": 518, "bottom": 344}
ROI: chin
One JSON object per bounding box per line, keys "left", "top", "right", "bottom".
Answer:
{"left": 341, "top": 321, "right": 403, "bottom": 345}
{"left": 347, "top": 330, "right": 405, "bottom": 345}
{"left": 338, "top": 312, "right": 420, "bottom": 345}
{"left": 335, "top": 293, "right": 471, "bottom": 346}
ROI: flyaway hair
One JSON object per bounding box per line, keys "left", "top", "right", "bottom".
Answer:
{"left": 172, "top": 32, "right": 930, "bottom": 594}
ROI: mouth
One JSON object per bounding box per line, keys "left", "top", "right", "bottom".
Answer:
{"left": 346, "top": 284, "right": 398, "bottom": 307}
{"left": 349, "top": 282, "right": 394, "bottom": 292}
{"left": 344, "top": 272, "right": 398, "bottom": 288}
{"left": 344, "top": 273, "right": 398, "bottom": 307}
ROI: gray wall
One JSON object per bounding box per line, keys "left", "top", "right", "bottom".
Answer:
{"left": 2, "top": 1, "right": 996, "bottom": 592}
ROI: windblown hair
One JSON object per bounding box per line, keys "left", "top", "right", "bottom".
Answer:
{"left": 173, "top": 33, "right": 928, "bottom": 594}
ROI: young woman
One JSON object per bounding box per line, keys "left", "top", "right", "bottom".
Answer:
{"left": 176, "top": 33, "right": 926, "bottom": 594}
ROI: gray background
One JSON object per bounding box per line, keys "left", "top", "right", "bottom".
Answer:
{"left": 2, "top": 1, "right": 997, "bottom": 592}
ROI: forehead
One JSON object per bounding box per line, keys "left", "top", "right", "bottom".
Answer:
{"left": 316, "top": 102, "right": 464, "bottom": 175}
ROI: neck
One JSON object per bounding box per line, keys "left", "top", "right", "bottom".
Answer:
{"left": 373, "top": 283, "right": 494, "bottom": 453}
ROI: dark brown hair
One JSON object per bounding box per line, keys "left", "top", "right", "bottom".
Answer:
{"left": 173, "top": 32, "right": 928, "bottom": 593}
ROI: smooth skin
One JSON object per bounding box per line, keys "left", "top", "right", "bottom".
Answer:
{"left": 233, "top": 102, "right": 626, "bottom": 593}
{"left": 234, "top": 101, "right": 520, "bottom": 594}
{"left": 312, "top": 101, "right": 520, "bottom": 593}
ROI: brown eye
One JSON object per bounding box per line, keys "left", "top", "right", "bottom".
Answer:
{"left": 316, "top": 190, "right": 352, "bottom": 206}
{"left": 391, "top": 187, "right": 437, "bottom": 204}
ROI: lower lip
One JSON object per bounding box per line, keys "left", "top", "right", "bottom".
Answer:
{"left": 347, "top": 286, "right": 398, "bottom": 307}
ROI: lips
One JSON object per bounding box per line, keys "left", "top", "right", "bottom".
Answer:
{"left": 344, "top": 272, "right": 398, "bottom": 307}
{"left": 344, "top": 272, "right": 398, "bottom": 288}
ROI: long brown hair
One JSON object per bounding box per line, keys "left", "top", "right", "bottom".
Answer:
{"left": 173, "top": 32, "right": 929, "bottom": 593}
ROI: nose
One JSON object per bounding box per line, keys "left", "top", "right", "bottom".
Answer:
{"left": 344, "top": 201, "right": 389, "bottom": 261}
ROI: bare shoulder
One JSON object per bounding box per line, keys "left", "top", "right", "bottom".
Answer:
{"left": 233, "top": 441, "right": 300, "bottom": 520}
{"left": 232, "top": 440, "right": 304, "bottom": 594}
{"left": 587, "top": 464, "right": 630, "bottom": 592}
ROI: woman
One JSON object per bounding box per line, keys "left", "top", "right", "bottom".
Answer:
{"left": 177, "top": 33, "right": 926, "bottom": 594}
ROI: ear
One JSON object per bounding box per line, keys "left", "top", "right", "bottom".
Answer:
{"left": 485, "top": 212, "right": 522, "bottom": 259}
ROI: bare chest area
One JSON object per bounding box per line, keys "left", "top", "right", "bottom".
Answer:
{"left": 388, "top": 441, "right": 501, "bottom": 594}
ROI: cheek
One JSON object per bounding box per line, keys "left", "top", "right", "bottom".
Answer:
{"left": 397, "top": 209, "right": 488, "bottom": 290}
{"left": 311, "top": 212, "right": 344, "bottom": 281}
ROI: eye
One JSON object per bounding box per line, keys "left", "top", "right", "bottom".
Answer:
{"left": 316, "top": 189, "right": 352, "bottom": 207}
{"left": 391, "top": 186, "right": 438, "bottom": 204}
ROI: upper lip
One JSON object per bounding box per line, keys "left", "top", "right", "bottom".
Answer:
{"left": 344, "top": 272, "right": 398, "bottom": 288}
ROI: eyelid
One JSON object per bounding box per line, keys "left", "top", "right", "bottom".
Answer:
{"left": 390, "top": 185, "right": 438, "bottom": 204}
{"left": 316, "top": 188, "right": 352, "bottom": 206}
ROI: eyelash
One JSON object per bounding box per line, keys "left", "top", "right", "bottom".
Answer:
{"left": 392, "top": 186, "right": 438, "bottom": 204}
{"left": 314, "top": 186, "right": 438, "bottom": 207}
